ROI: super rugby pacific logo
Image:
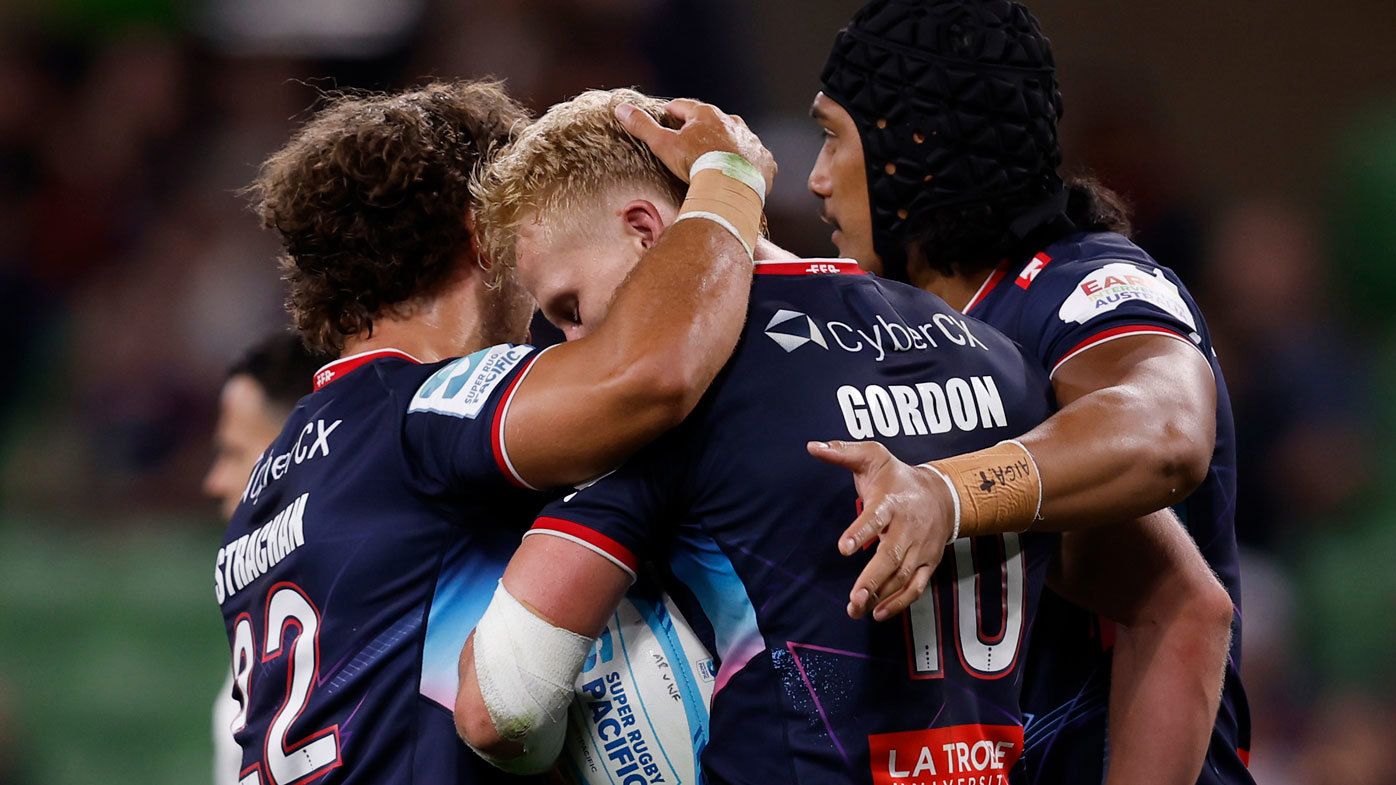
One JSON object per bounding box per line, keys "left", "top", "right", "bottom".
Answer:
{"left": 764, "top": 307, "right": 988, "bottom": 361}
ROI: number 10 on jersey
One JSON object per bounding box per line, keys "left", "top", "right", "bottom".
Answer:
{"left": 905, "top": 533, "right": 1026, "bottom": 679}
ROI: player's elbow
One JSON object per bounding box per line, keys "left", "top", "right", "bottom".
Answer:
{"left": 1188, "top": 575, "right": 1236, "bottom": 643}
{"left": 1152, "top": 414, "right": 1212, "bottom": 498}
{"left": 617, "top": 355, "right": 706, "bottom": 427}
{"left": 1153, "top": 567, "right": 1233, "bottom": 646}
{"left": 455, "top": 703, "right": 505, "bottom": 756}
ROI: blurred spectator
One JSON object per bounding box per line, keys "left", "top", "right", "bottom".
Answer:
{"left": 1237, "top": 552, "right": 1304, "bottom": 785}
{"left": 1202, "top": 200, "right": 1371, "bottom": 550}
{"left": 202, "top": 332, "right": 325, "bottom": 785}
{"left": 202, "top": 332, "right": 325, "bottom": 518}
{"left": 1294, "top": 694, "right": 1396, "bottom": 785}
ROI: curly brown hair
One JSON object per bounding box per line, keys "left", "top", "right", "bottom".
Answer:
{"left": 247, "top": 80, "right": 531, "bottom": 353}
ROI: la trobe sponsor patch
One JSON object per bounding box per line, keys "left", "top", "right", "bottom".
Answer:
{"left": 868, "top": 724, "right": 1023, "bottom": 785}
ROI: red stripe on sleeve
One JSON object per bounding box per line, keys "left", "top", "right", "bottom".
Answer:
{"left": 1051, "top": 325, "right": 1198, "bottom": 377}
{"left": 490, "top": 355, "right": 539, "bottom": 488}
{"left": 530, "top": 517, "right": 640, "bottom": 575}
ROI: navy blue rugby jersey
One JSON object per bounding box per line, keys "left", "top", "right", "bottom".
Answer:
{"left": 532, "top": 259, "right": 1057, "bottom": 785}
{"left": 961, "top": 232, "right": 1253, "bottom": 785}
{"left": 214, "top": 345, "right": 553, "bottom": 785}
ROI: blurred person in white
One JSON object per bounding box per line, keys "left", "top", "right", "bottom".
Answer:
{"left": 203, "top": 333, "right": 326, "bottom": 785}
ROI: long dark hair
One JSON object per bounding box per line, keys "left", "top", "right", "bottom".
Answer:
{"left": 906, "top": 175, "right": 1132, "bottom": 278}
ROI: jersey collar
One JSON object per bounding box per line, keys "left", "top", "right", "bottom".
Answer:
{"left": 961, "top": 262, "right": 1011, "bottom": 314}
{"left": 313, "top": 348, "right": 422, "bottom": 391}
{"left": 753, "top": 258, "right": 866, "bottom": 276}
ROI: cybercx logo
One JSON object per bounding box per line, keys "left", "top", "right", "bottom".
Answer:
{"left": 764, "top": 309, "right": 828, "bottom": 352}
{"left": 764, "top": 306, "right": 989, "bottom": 361}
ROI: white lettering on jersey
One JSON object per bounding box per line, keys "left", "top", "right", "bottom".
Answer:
{"left": 242, "top": 419, "right": 341, "bottom": 506}
{"left": 216, "top": 493, "right": 310, "bottom": 605}
{"left": 1057, "top": 262, "right": 1198, "bottom": 331}
{"left": 765, "top": 308, "right": 987, "bottom": 362}
{"left": 837, "top": 376, "right": 1008, "bottom": 439}
{"left": 409, "top": 344, "right": 531, "bottom": 419}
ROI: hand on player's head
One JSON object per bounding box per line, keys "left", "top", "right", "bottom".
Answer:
{"left": 614, "top": 99, "right": 776, "bottom": 196}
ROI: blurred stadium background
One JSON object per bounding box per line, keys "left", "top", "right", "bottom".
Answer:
{"left": 1, "top": 0, "right": 1394, "bottom": 783}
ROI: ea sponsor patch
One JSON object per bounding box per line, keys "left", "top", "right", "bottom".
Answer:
{"left": 408, "top": 344, "right": 531, "bottom": 419}
{"left": 1057, "top": 262, "right": 1197, "bottom": 331}
{"left": 868, "top": 724, "right": 1023, "bottom": 785}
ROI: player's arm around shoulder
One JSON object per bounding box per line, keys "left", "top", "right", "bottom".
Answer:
{"left": 1016, "top": 255, "right": 1218, "bottom": 524}
{"left": 455, "top": 532, "right": 632, "bottom": 770}
{"left": 809, "top": 258, "right": 1220, "bottom": 619}
{"left": 1050, "top": 510, "right": 1235, "bottom": 785}
{"left": 502, "top": 100, "right": 776, "bottom": 489}
{"left": 1027, "top": 328, "right": 1216, "bottom": 525}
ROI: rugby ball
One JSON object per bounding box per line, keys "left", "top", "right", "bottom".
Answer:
{"left": 560, "top": 587, "right": 716, "bottom": 785}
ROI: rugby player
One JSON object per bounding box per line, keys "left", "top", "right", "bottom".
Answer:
{"left": 204, "top": 333, "right": 326, "bottom": 785}
{"left": 218, "top": 80, "right": 774, "bottom": 784}
{"left": 454, "top": 89, "right": 1229, "bottom": 785}
{"left": 204, "top": 333, "right": 326, "bottom": 521}
{"left": 806, "top": 2, "right": 1251, "bottom": 783}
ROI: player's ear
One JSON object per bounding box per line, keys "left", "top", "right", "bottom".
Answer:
{"left": 621, "top": 199, "right": 665, "bottom": 250}
{"left": 464, "top": 207, "right": 491, "bottom": 272}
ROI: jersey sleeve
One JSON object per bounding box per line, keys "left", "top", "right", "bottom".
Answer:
{"left": 1020, "top": 259, "right": 1209, "bottom": 378}
{"left": 525, "top": 439, "right": 689, "bottom": 581}
{"left": 402, "top": 343, "right": 545, "bottom": 490}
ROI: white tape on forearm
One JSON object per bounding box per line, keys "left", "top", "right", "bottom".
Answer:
{"left": 689, "top": 150, "right": 767, "bottom": 205}
{"left": 672, "top": 210, "right": 755, "bottom": 258}
{"left": 470, "top": 581, "right": 592, "bottom": 773}
{"left": 920, "top": 463, "right": 962, "bottom": 543}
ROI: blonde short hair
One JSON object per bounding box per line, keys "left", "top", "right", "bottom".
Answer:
{"left": 474, "top": 88, "right": 685, "bottom": 274}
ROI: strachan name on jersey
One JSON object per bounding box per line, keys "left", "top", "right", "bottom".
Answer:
{"left": 215, "top": 492, "right": 309, "bottom": 605}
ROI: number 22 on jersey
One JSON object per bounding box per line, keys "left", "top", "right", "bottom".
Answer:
{"left": 230, "top": 582, "right": 342, "bottom": 785}
{"left": 905, "top": 534, "right": 1025, "bottom": 679}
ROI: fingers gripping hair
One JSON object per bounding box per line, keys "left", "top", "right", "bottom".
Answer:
{"left": 472, "top": 88, "right": 686, "bottom": 277}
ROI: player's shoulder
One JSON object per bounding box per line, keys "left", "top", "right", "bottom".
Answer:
{"left": 1022, "top": 231, "right": 1199, "bottom": 328}
{"left": 1031, "top": 231, "right": 1167, "bottom": 282}
{"left": 404, "top": 343, "right": 539, "bottom": 420}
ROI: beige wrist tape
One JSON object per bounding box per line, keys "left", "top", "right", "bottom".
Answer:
{"left": 673, "top": 167, "right": 764, "bottom": 257}
{"left": 925, "top": 439, "right": 1042, "bottom": 539}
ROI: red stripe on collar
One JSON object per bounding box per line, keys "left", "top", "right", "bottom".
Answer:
{"left": 313, "top": 349, "right": 421, "bottom": 391}
{"left": 962, "top": 262, "right": 1011, "bottom": 314}
{"left": 754, "top": 259, "right": 866, "bottom": 276}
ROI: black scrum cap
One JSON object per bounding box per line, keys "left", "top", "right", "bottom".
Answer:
{"left": 821, "top": 0, "right": 1065, "bottom": 280}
